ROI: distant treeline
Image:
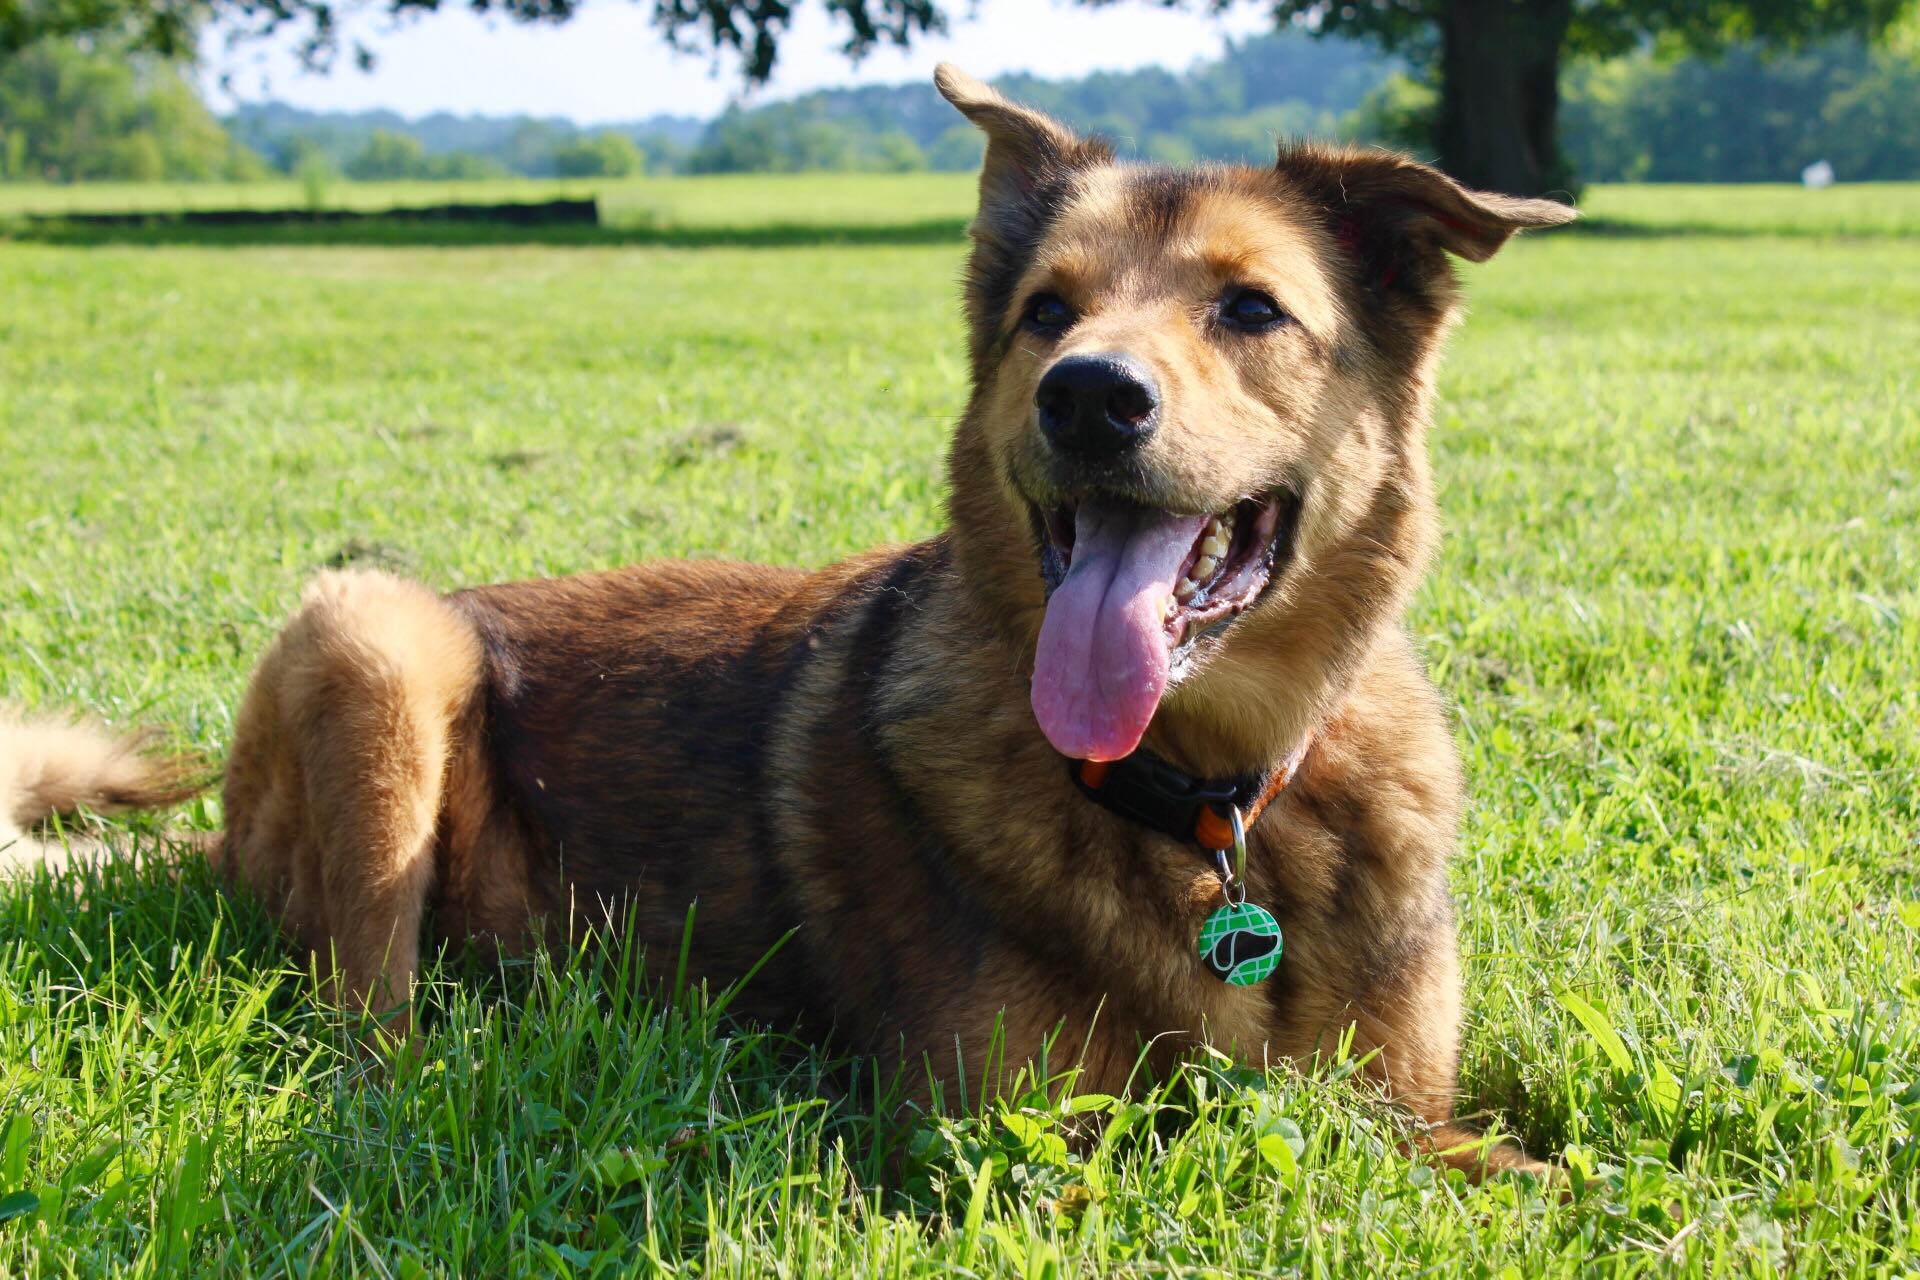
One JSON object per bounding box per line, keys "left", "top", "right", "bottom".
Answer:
{"left": 683, "top": 30, "right": 1390, "bottom": 173}
{"left": 221, "top": 101, "right": 704, "bottom": 180}
{"left": 3, "top": 29, "right": 1918, "bottom": 185}
{"left": 200, "top": 29, "right": 1382, "bottom": 180}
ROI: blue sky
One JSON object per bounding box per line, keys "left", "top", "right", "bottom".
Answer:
{"left": 200, "top": 0, "right": 1272, "bottom": 123}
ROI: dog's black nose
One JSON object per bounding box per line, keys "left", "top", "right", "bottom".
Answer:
{"left": 1035, "top": 354, "right": 1159, "bottom": 461}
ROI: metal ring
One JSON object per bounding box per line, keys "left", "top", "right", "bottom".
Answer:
{"left": 1214, "top": 832, "right": 1248, "bottom": 908}
{"left": 1229, "top": 804, "right": 1248, "bottom": 885}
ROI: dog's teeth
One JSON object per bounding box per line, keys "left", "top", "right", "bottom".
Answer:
{"left": 1175, "top": 578, "right": 1198, "bottom": 601}
{"left": 1191, "top": 555, "right": 1218, "bottom": 581}
{"left": 1201, "top": 535, "right": 1228, "bottom": 558}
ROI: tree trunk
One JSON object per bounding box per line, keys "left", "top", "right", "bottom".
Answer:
{"left": 1435, "top": 0, "right": 1575, "bottom": 198}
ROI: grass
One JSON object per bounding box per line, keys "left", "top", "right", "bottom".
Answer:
{"left": 1, "top": 173, "right": 1916, "bottom": 1275}
{"left": 7, "top": 172, "right": 1920, "bottom": 239}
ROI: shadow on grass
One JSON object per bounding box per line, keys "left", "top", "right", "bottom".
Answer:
{"left": 1, "top": 215, "right": 972, "bottom": 249}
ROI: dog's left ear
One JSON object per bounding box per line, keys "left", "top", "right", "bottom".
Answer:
{"left": 935, "top": 63, "right": 1112, "bottom": 237}
{"left": 1276, "top": 145, "right": 1576, "bottom": 289}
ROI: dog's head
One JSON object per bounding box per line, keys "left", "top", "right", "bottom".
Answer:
{"left": 934, "top": 66, "right": 1574, "bottom": 767}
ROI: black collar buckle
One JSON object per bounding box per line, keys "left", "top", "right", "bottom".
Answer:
{"left": 1069, "top": 752, "right": 1257, "bottom": 849}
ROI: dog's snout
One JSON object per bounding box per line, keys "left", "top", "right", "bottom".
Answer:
{"left": 1035, "top": 354, "right": 1159, "bottom": 461}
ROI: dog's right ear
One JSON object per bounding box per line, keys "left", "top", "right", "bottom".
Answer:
{"left": 1274, "top": 144, "right": 1575, "bottom": 303}
{"left": 935, "top": 63, "right": 1111, "bottom": 238}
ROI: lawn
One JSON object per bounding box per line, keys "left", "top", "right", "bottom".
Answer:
{"left": 1, "top": 174, "right": 1916, "bottom": 1276}
{"left": 7, "top": 172, "right": 1920, "bottom": 239}
{"left": 0, "top": 172, "right": 982, "bottom": 243}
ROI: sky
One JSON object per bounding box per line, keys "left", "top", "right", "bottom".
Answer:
{"left": 199, "top": 0, "right": 1273, "bottom": 124}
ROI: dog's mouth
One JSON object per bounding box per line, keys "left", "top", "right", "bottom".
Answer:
{"left": 1026, "top": 490, "right": 1298, "bottom": 761}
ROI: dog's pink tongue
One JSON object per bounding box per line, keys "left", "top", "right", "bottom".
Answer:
{"left": 1032, "top": 501, "right": 1208, "bottom": 761}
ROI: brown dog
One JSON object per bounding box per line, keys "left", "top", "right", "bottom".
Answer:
{"left": 1, "top": 67, "right": 1573, "bottom": 1174}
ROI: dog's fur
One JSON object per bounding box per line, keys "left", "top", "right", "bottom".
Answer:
{"left": 0, "top": 708, "right": 201, "bottom": 876}
{"left": 1, "top": 68, "right": 1574, "bottom": 1175}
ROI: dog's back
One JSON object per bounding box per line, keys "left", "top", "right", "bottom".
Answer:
{"left": 441, "top": 554, "right": 881, "bottom": 1011}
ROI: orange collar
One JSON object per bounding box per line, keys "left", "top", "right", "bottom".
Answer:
{"left": 1070, "top": 733, "right": 1313, "bottom": 852}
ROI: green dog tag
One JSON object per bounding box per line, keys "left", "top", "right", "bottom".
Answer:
{"left": 1197, "top": 900, "right": 1283, "bottom": 986}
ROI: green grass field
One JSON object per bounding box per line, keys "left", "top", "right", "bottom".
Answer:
{"left": 7, "top": 172, "right": 1920, "bottom": 239}
{"left": 1, "top": 174, "right": 1917, "bottom": 1275}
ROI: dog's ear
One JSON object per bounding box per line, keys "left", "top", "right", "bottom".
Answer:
{"left": 1275, "top": 145, "right": 1575, "bottom": 292}
{"left": 935, "top": 63, "right": 1111, "bottom": 234}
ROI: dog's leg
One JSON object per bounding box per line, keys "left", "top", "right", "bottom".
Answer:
{"left": 1345, "top": 1009, "right": 1549, "bottom": 1181}
{"left": 218, "top": 569, "right": 484, "bottom": 1038}
{"left": 1284, "top": 949, "right": 1547, "bottom": 1181}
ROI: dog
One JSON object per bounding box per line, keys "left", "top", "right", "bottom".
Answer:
{"left": 0, "top": 66, "right": 1574, "bottom": 1175}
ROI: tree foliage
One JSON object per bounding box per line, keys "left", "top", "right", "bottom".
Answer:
{"left": 648, "top": 0, "right": 943, "bottom": 81}
{"left": 7, "top": 6, "right": 1919, "bottom": 188}
{"left": 678, "top": 30, "right": 1391, "bottom": 173}
{"left": 689, "top": 100, "right": 926, "bottom": 173}
{"left": 0, "top": 36, "right": 265, "bottom": 179}
{"left": 1250, "top": 0, "right": 1914, "bottom": 58}
{"left": 11, "top": 0, "right": 948, "bottom": 80}
{"left": 9, "top": 0, "right": 1913, "bottom": 195}
{"left": 0, "top": 0, "right": 204, "bottom": 61}
{"left": 1261, "top": 0, "right": 1916, "bottom": 191}
{"left": 1561, "top": 37, "right": 1920, "bottom": 182}
{"left": 339, "top": 126, "right": 505, "bottom": 178}
{"left": 549, "top": 130, "right": 645, "bottom": 177}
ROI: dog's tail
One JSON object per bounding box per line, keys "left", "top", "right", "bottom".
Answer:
{"left": 0, "top": 707, "right": 206, "bottom": 876}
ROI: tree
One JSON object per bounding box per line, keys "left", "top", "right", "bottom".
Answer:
{"left": 869, "top": 129, "right": 926, "bottom": 171}
{"left": 338, "top": 126, "right": 504, "bottom": 178}
{"left": 0, "top": 36, "right": 266, "bottom": 180}
{"left": 925, "top": 123, "right": 984, "bottom": 171}
{"left": 343, "top": 127, "right": 427, "bottom": 178}
{"left": 1, "top": 0, "right": 202, "bottom": 64}
{"left": 688, "top": 99, "right": 931, "bottom": 173}
{"left": 1, "top": 0, "right": 947, "bottom": 82}
{"left": 1557, "top": 35, "right": 1920, "bottom": 182}
{"left": 11, "top": 0, "right": 1913, "bottom": 196}
{"left": 1257, "top": 0, "right": 1916, "bottom": 196}
{"left": 549, "top": 131, "right": 645, "bottom": 177}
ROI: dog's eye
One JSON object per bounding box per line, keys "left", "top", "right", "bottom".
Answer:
{"left": 1220, "top": 288, "right": 1288, "bottom": 331}
{"left": 1023, "top": 292, "right": 1075, "bottom": 334}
